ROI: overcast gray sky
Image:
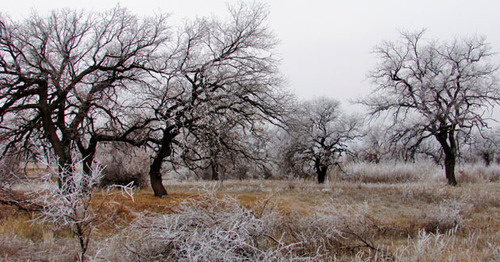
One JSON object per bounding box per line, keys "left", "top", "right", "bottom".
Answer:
{"left": 3, "top": 0, "right": 500, "bottom": 108}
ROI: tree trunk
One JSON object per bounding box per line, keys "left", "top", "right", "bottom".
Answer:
{"left": 481, "top": 152, "right": 493, "bottom": 167}
{"left": 39, "top": 81, "right": 74, "bottom": 190}
{"left": 444, "top": 152, "right": 458, "bottom": 186}
{"left": 53, "top": 141, "right": 75, "bottom": 192}
{"left": 316, "top": 166, "right": 328, "bottom": 184}
{"left": 210, "top": 160, "right": 219, "bottom": 181}
{"left": 149, "top": 154, "right": 169, "bottom": 197}
{"left": 81, "top": 139, "right": 98, "bottom": 177}
{"left": 79, "top": 138, "right": 98, "bottom": 192}
{"left": 435, "top": 130, "right": 458, "bottom": 186}
{"left": 149, "top": 127, "right": 177, "bottom": 197}
{"left": 149, "top": 169, "right": 168, "bottom": 197}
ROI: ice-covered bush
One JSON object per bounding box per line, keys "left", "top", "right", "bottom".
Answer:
{"left": 422, "top": 199, "right": 468, "bottom": 232}
{"left": 33, "top": 161, "right": 103, "bottom": 261}
{"left": 96, "top": 142, "right": 150, "bottom": 188}
{"left": 101, "top": 191, "right": 395, "bottom": 261}
{"left": 0, "top": 152, "right": 23, "bottom": 190}
{"left": 107, "top": 192, "right": 301, "bottom": 261}
{"left": 32, "top": 156, "right": 134, "bottom": 262}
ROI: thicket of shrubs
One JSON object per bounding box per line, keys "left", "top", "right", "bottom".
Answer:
{"left": 95, "top": 143, "right": 150, "bottom": 189}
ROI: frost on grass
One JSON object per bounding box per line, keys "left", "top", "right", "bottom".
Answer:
{"left": 106, "top": 192, "right": 304, "bottom": 261}
{"left": 457, "top": 163, "right": 500, "bottom": 183}
{"left": 392, "top": 228, "right": 500, "bottom": 262}
{"left": 103, "top": 192, "right": 395, "bottom": 261}
{"left": 0, "top": 235, "right": 77, "bottom": 262}
{"left": 2, "top": 176, "right": 498, "bottom": 261}
{"left": 343, "top": 161, "right": 500, "bottom": 184}
{"left": 422, "top": 199, "right": 468, "bottom": 232}
{"left": 343, "top": 161, "right": 441, "bottom": 183}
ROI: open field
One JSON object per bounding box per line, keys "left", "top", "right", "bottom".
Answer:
{"left": 1, "top": 174, "right": 499, "bottom": 261}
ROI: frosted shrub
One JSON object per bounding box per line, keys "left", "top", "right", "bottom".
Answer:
{"left": 0, "top": 153, "right": 23, "bottom": 190}
{"left": 422, "top": 199, "right": 468, "bottom": 232}
{"left": 344, "top": 161, "right": 440, "bottom": 183}
{"left": 33, "top": 161, "right": 103, "bottom": 261}
{"left": 272, "top": 202, "right": 393, "bottom": 260}
{"left": 112, "top": 192, "right": 298, "bottom": 261}
{"left": 32, "top": 157, "right": 134, "bottom": 262}
{"left": 278, "top": 211, "right": 344, "bottom": 258}
{"left": 105, "top": 193, "right": 399, "bottom": 261}
{"left": 96, "top": 143, "right": 150, "bottom": 188}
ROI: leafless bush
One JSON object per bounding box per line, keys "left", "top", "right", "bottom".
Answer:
{"left": 0, "top": 152, "right": 23, "bottom": 190}
{"left": 31, "top": 153, "right": 134, "bottom": 262}
{"left": 96, "top": 143, "right": 150, "bottom": 188}
{"left": 99, "top": 190, "right": 397, "bottom": 261}
{"left": 104, "top": 192, "right": 301, "bottom": 261}
{"left": 270, "top": 211, "right": 344, "bottom": 259}
{"left": 32, "top": 161, "right": 103, "bottom": 261}
{"left": 421, "top": 199, "right": 468, "bottom": 233}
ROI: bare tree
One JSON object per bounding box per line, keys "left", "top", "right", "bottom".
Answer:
{"left": 142, "top": 2, "right": 287, "bottom": 196}
{"left": 0, "top": 8, "right": 169, "bottom": 189}
{"left": 361, "top": 30, "right": 499, "bottom": 185}
{"left": 351, "top": 122, "right": 391, "bottom": 164}
{"left": 285, "top": 98, "right": 360, "bottom": 183}
{"left": 463, "top": 128, "right": 499, "bottom": 166}
{"left": 181, "top": 114, "right": 271, "bottom": 181}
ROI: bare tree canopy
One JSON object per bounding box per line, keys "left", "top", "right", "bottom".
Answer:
{"left": 283, "top": 98, "right": 360, "bottom": 183}
{"left": 361, "top": 30, "right": 499, "bottom": 185}
{"left": 0, "top": 3, "right": 289, "bottom": 196}
{"left": 0, "top": 8, "right": 170, "bottom": 188}
{"left": 137, "top": 2, "right": 288, "bottom": 196}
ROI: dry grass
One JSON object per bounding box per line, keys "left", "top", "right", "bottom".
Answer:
{"left": 1, "top": 174, "right": 499, "bottom": 261}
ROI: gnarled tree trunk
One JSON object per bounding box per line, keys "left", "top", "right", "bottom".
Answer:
{"left": 149, "top": 127, "right": 177, "bottom": 197}
{"left": 436, "top": 130, "right": 458, "bottom": 186}
{"left": 149, "top": 148, "right": 170, "bottom": 197}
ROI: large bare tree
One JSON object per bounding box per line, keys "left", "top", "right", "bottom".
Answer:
{"left": 361, "top": 30, "right": 499, "bottom": 185}
{"left": 142, "top": 2, "right": 287, "bottom": 196}
{"left": 0, "top": 8, "right": 169, "bottom": 189}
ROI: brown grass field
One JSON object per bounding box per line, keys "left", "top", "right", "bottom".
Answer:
{"left": 1, "top": 169, "right": 499, "bottom": 261}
